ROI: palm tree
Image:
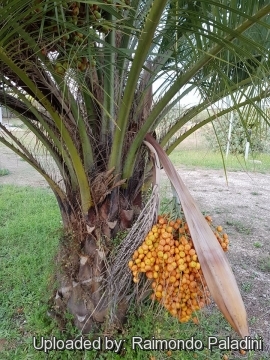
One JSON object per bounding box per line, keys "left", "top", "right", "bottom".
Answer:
{"left": 0, "top": 0, "right": 270, "bottom": 333}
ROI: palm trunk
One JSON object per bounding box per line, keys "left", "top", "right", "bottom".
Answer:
{"left": 50, "top": 188, "right": 144, "bottom": 334}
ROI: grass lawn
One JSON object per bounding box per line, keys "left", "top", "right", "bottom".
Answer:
{"left": 169, "top": 148, "right": 270, "bottom": 173}
{"left": 3, "top": 129, "right": 270, "bottom": 173}
{"left": 0, "top": 185, "right": 264, "bottom": 360}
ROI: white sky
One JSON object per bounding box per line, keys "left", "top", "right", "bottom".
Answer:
{"left": 153, "top": 76, "right": 201, "bottom": 107}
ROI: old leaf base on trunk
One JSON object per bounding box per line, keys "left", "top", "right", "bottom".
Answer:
{"left": 48, "top": 190, "right": 144, "bottom": 335}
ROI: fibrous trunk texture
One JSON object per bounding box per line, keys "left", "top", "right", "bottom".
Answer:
{"left": 50, "top": 189, "right": 148, "bottom": 334}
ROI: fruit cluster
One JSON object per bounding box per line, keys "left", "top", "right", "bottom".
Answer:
{"left": 128, "top": 215, "right": 229, "bottom": 323}
{"left": 30, "top": 1, "right": 128, "bottom": 75}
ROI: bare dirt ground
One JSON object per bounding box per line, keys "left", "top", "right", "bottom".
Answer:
{"left": 1, "top": 145, "right": 270, "bottom": 357}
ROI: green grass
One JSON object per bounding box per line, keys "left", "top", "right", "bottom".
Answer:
{"left": 253, "top": 242, "right": 262, "bottom": 248}
{"left": 0, "top": 185, "right": 61, "bottom": 359}
{"left": 225, "top": 220, "right": 252, "bottom": 235}
{"left": 258, "top": 256, "right": 270, "bottom": 273}
{"left": 169, "top": 148, "right": 270, "bottom": 173}
{"left": 241, "top": 282, "right": 253, "bottom": 293}
{"left": 0, "top": 185, "right": 262, "bottom": 360}
{"left": 3, "top": 130, "right": 270, "bottom": 173}
{"left": 0, "top": 168, "right": 10, "bottom": 176}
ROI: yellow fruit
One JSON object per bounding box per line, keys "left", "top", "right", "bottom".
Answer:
{"left": 128, "top": 214, "right": 228, "bottom": 324}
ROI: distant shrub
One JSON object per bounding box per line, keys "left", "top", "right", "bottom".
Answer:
{"left": 204, "top": 113, "right": 270, "bottom": 154}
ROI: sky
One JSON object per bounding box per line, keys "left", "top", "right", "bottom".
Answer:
{"left": 153, "top": 75, "right": 201, "bottom": 107}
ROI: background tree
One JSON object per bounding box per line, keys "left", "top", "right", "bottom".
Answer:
{"left": 203, "top": 107, "right": 270, "bottom": 155}
{"left": 0, "top": 0, "right": 270, "bottom": 333}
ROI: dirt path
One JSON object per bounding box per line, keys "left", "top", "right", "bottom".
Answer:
{"left": 161, "top": 168, "right": 270, "bottom": 357}
{"left": 0, "top": 144, "right": 49, "bottom": 188}
{"left": 1, "top": 146, "right": 270, "bottom": 356}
